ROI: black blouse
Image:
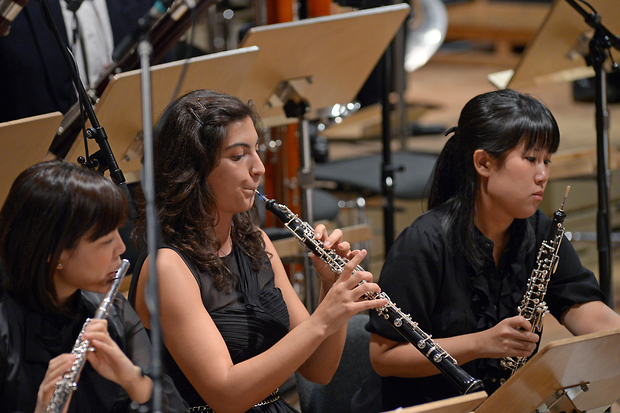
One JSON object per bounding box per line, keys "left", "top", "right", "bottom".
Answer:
{"left": 0, "top": 289, "right": 188, "bottom": 413}
{"left": 131, "top": 245, "right": 296, "bottom": 412}
{"left": 365, "top": 203, "right": 605, "bottom": 410}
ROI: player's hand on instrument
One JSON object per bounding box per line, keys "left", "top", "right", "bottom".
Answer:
{"left": 82, "top": 319, "right": 152, "bottom": 403}
{"left": 478, "top": 316, "right": 539, "bottom": 359}
{"left": 35, "top": 353, "right": 75, "bottom": 413}
{"left": 312, "top": 249, "right": 386, "bottom": 336}
{"left": 310, "top": 224, "right": 352, "bottom": 285}
{"left": 314, "top": 224, "right": 351, "bottom": 256}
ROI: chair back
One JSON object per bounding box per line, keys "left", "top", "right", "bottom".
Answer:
{"left": 295, "top": 313, "right": 373, "bottom": 413}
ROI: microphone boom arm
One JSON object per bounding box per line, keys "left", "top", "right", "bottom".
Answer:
{"left": 40, "top": 0, "right": 135, "bottom": 218}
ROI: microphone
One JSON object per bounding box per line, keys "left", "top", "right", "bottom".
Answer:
{"left": 112, "top": 0, "right": 175, "bottom": 62}
{"left": 0, "top": 0, "right": 28, "bottom": 36}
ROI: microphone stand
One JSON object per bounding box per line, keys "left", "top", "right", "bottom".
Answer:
{"left": 136, "top": 36, "right": 164, "bottom": 413}
{"left": 380, "top": 2, "right": 407, "bottom": 255}
{"left": 39, "top": 0, "right": 136, "bottom": 220}
{"left": 110, "top": 0, "right": 184, "bottom": 409}
{"left": 380, "top": 46, "right": 396, "bottom": 255}
{"left": 565, "top": 0, "right": 620, "bottom": 309}
{"left": 112, "top": 1, "right": 199, "bottom": 409}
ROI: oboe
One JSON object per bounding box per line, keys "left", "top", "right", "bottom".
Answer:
{"left": 46, "top": 259, "right": 131, "bottom": 413}
{"left": 500, "top": 186, "right": 570, "bottom": 378}
{"left": 257, "top": 191, "right": 484, "bottom": 395}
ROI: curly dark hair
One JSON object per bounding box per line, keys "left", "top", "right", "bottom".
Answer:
{"left": 132, "top": 90, "right": 267, "bottom": 292}
{"left": 428, "top": 89, "right": 560, "bottom": 268}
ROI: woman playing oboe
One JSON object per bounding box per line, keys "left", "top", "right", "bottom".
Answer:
{"left": 0, "top": 161, "right": 188, "bottom": 413}
{"left": 128, "top": 89, "right": 386, "bottom": 413}
{"left": 355, "top": 89, "right": 620, "bottom": 411}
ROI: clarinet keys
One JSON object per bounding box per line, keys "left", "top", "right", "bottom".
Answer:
{"left": 257, "top": 191, "right": 484, "bottom": 395}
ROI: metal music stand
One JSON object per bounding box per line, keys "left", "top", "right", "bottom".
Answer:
{"left": 474, "top": 327, "right": 620, "bottom": 413}
{"left": 63, "top": 47, "right": 260, "bottom": 182}
{"left": 488, "top": 0, "right": 620, "bottom": 309}
{"left": 382, "top": 391, "right": 487, "bottom": 413}
{"left": 0, "top": 111, "right": 63, "bottom": 205}
{"left": 236, "top": 4, "right": 410, "bottom": 310}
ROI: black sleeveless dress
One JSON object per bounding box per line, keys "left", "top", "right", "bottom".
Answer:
{"left": 130, "top": 244, "right": 298, "bottom": 413}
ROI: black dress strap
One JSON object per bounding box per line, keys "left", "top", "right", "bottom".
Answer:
{"left": 127, "top": 247, "right": 147, "bottom": 307}
{"left": 128, "top": 244, "right": 204, "bottom": 307}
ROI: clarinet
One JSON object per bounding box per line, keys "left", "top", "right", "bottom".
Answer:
{"left": 46, "top": 259, "right": 131, "bottom": 413}
{"left": 257, "top": 192, "right": 484, "bottom": 395}
{"left": 500, "top": 186, "right": 570, "bottom": 378}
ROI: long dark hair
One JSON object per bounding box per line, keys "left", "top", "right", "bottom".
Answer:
{"left": 0, "top": 161, "right": 127, "bottom": 314}
{"left": 132, "top": 89, "right": 266, "bottom": 292}
{"left": 427, "top": 89, "right": 560, "bottom": 267}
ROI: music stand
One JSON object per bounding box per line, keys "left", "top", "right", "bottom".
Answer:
{"left": 475, "top": 327, "right": 620, "bottom": 413}
{"left": 382, "top": 391, "right": 487, "bottom": 413}
{"left": 488, "top": 0, "right": 620, "bottom": 309}
{"left": 0, "top": 111, "right": 63, "bottom": 205}
{"left": 236, "top": 4, "right": 410, "bottom": 310}
{"left": 237, "top": 4, "right": 411, "bottom": 128}
{"left": 488, "top": 0, "right": 619, "bottom": 90}
{"left": 63, "top": 46, "right": 260, "bottom": 182}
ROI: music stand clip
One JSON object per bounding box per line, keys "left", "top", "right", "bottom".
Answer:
{"left": 535, "top": 383, "right": 592, "bottom": 413}
{"left": 267, "top": 77, "right": 313, "bottom": 119}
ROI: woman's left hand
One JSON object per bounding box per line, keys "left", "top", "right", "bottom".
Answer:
{"left": 82, "top": 319, "right": 152, "bottom": 403}
{"left": 309, "top": 224, "right": 354, "bottom": 286}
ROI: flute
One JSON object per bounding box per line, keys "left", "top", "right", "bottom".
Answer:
{"left": 45, "top": 259, "right": 131, "bottom": 413}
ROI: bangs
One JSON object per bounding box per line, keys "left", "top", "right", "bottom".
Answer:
{"left": 49, "top": 166, "right": 128, "bottom": 248}
{"left": 520, "top": 123, "right": 560, "bottom": 154}
{"left": 495, "top": 102, "right": 560, "bottom": 157}
{"left": 80, "top": 181, "right": 128, "bottom": 242}
{"left": 517, "top": 93, "right": 560, "bottom": 154}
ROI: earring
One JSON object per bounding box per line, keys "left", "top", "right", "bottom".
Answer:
{"left": 57, "top": 263, "right": 63, "bottom": 270}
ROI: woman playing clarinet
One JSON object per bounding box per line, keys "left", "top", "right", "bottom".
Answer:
{"left": 129, "top": 89, "right": 386, "bottom": 413}
{"left": 356, "top": 89, "right": 620, "bottom": 411}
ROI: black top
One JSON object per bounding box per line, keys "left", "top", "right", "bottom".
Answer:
{"left": 0, "top": 289, "right": 188, "bottom": 413}
{"left": 364, "top": 202, "right": 605, "bottom": 411}
{"left": 131, "top": 245, "right": 298, "bottom": 413}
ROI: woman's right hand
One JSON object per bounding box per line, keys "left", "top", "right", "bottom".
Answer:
{"left": 82, "top": 319, "right": 153, "bottom": 404}
{"left": 311, "top": 248, "right": 386, "bottom": 337}
{"left": 35, "top": 353, "right": 75, "bottom": 413}
{"left": 478, "top": 316, "right": 539, "bottom": 359}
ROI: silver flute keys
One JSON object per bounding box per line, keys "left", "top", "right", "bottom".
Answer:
{"left": 500, "top": 186, "right": 570, "bottom": 380}
{"left": 257, "top": 191, "right": 484, "bottom": 395}
{"left": 46, "top": 259, "right": 131, "bottom": 413}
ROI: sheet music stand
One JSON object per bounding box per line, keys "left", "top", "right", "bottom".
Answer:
{"left": 237, "top": 3, "right": 410, "bottom": 217}
{"left": 475, "top": 327, "right": 620, "bottom": 413}
{"left": 488, "top": 0, "right": 620, "bottom": 309}
{"left": 0, "top": 112, "right": 63, "bottom": 205}
{"left": 236, "top": 4, "right": 410, "bottom": 310}
{"left": 64, "top": 47, "right": 260, "bottom": 183}
{"left": 487, "top": 0, "right": 619, "bottom": 89}
{"left": 383, "top": 391, "right": 487, "bottom": 413}
{"left": 236, "top": 4, "right": 411, "bottom": 128}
